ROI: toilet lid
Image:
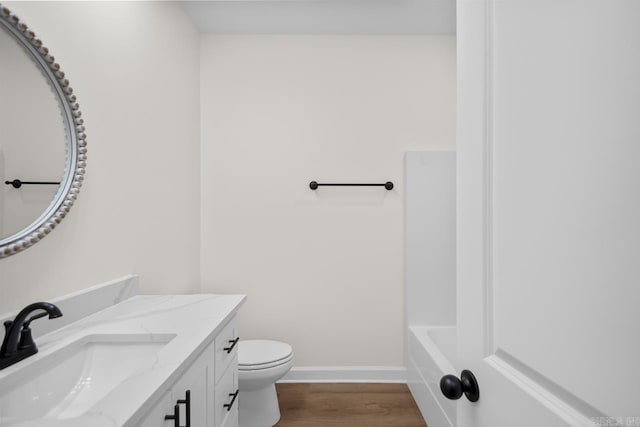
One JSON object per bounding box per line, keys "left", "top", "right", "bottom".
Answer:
{"left": 238, "top": 340, "right": 293, "bottom": 367}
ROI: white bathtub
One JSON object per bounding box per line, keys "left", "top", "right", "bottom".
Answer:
{"left": 406, "top": 326, "right": 457, "bottom": 427}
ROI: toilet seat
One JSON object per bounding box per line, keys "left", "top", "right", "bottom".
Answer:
{"left": 239, "top": 353, "right": 294, "bottom": 371}
{"left": 238, "top": 340, "right": 293, "bottom": 371}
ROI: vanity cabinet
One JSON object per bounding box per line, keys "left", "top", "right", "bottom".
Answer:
{"left": 138, "top": 316, "right": 239, "bottom": 427}
{"left": 0, "top": 290, "right": 245, "bottom": 426}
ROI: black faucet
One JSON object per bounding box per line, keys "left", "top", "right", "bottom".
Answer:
{"left": 0, "top": 302, "right": 62, "bottom": 370}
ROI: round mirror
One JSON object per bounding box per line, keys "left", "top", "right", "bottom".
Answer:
{"left": 0, "top": 5, "right": 86, "bottom": 258}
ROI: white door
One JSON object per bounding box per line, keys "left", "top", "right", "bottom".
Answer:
{"left": 456, "top": 1, "right": 640, "bottom": 426}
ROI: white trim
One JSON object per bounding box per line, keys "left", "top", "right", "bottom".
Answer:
{"left": 279, "top": 366, "right": 407, "bottom": 383}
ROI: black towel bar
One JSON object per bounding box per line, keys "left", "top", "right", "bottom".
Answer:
{"left": 309, "top": 181, "right": 394, "bottom": 191}
{"left": 4, "top": 179, "right": 60, "bottom": 189}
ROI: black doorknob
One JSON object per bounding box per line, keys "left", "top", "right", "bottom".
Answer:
{"left": 440, "top": 369, "right": 480, "bottom": 402}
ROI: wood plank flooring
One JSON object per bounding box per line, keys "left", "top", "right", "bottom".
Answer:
{"left": 275, "top": 383, "right": 428, "bottom": 427}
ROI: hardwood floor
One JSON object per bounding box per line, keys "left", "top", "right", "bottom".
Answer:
{"left": 275, "top": 383, "right": 428, "bottom": 427}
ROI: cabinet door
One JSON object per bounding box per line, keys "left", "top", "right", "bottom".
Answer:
{"left": 138, "top": 391, "right": 173, "bottom": 427}
{"left": 171, "top": 347, "right": 212, "bottom": 427}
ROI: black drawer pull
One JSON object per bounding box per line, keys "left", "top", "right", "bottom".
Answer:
{"left": 223, "top": 337, "right": 240, "bottom": 354}
{"left": 165, "top": 390, "right": 191, "bottom": 427}
{"left": 223, "top": 389, "right": 239, "bottom": 411}
{"left": 164, "top": 404, "right": 179, "bottom": 427}
{"left": 177, "top": 390, "right": 191, "bottom": 427}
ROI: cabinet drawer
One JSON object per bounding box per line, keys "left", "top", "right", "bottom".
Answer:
{"left": 214, "top": 356, "right": 238, "bottom": 427}
{"left": 214, "top": 316, "right": 238, "bottom": 383}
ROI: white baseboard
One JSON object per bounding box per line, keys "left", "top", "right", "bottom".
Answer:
{"left": 279, "top": 366, "right": 407, "bottom": 383}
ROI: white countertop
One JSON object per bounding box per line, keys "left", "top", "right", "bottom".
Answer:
{"left": 0, "top": 294, "right": 246, "bottom": 426}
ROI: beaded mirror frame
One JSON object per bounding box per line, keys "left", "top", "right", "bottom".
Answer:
{"left": 0, "top": 4, "right": 86, "bottom": 258}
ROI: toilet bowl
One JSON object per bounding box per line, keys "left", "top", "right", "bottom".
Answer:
{"left": 238, "top": 340, "right": 293, "bottom": 427}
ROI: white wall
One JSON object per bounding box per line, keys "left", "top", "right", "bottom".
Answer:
{"left": 200, "top": 35, "right": 455, "bottom": 366}
{"left": 0, "top": 1, "right": 201, "bottom": 314}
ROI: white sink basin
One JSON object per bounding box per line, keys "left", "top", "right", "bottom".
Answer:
{"left": 0, "top": 334, "right": 175, "bottom": 425}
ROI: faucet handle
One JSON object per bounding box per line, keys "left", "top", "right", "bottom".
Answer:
{"left": 3, "top": 321, "right": 12, "bottom": 339}
{"left": 18, "top": 324, "right": 36, "bottom": 352}
{"left": 1, "top": 321, "right": 13, "bottom": 355}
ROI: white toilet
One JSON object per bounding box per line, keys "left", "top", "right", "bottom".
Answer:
{"left": 238, "top": 340, "right": 294, "bottom": 427}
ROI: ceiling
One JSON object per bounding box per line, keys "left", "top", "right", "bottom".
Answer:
{"left": 181, "top": 0, "right": 456, "bottom": 34}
